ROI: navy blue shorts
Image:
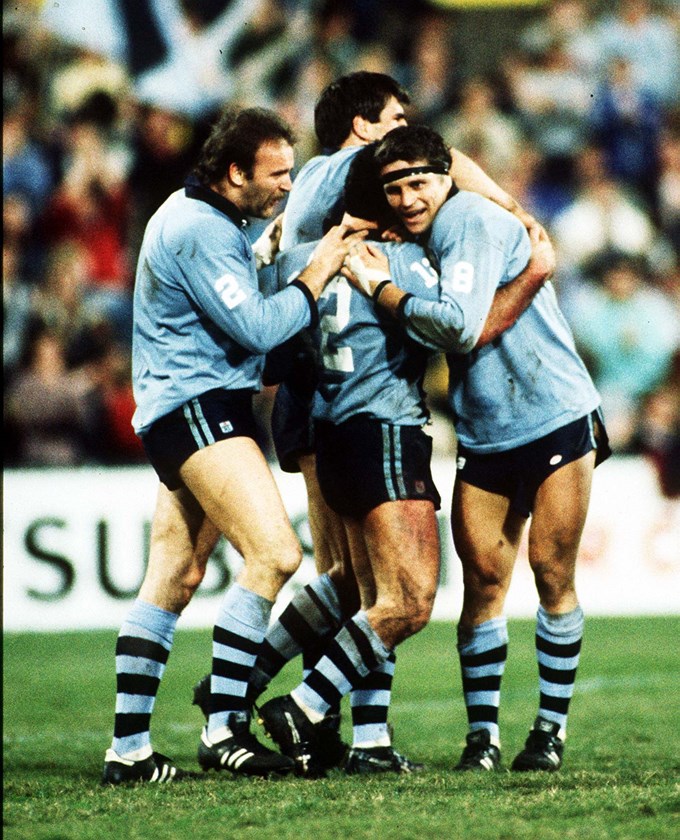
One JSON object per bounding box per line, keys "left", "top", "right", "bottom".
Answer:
{"left": 455, "top": 408, "right": 611, "bottom": 518}
{"left": 270, "top": 382, "right": 314, "bottom": 474}
{"left": 315, "top": 415, "right": 441, "bottom": 519}
{"left": 141, "top": 388, "right": 259, "bottom": 490}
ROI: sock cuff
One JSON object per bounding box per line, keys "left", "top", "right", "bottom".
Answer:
{"left": 457, "top": 616, "right": 508, "bottom": 653}
{"left": 125, "top": 599, "right": 179, "bottom": 648}
{"left": 537, "top": 604, "right": 584, "bottom": 639}
{"left": 218, "top": 584, "right": 274, "bottom": 633}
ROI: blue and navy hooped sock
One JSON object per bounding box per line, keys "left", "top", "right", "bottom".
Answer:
{"left": 457, "top": 616, "right": 508, "bottom": 744}
{"left": 535, "top": 604, "right": 584, "bottom": 737}
{"left": 350, "top": 652, "right": 396, "bottom": 747}
{"left": 111, "top": 599, "right": 179, "bottom": 759}
{"left": 292, "top": 611, "right": 391, "bottom": 723}
{"left": 208, "top": 583, "right": 273, "bottom": 740}
{"left": 257, "top": 573, "right": 343, "bottom": 686}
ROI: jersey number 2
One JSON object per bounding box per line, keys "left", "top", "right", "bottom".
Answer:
{"left": 320, "top": 277, "right": 354, "bottom": 372}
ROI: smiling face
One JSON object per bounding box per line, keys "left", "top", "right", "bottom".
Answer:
{"left": 239, "top": 139, "right": 295, "bottom": 218}
{"left": 380, "top": 159, "right": 452, "bottom": 235}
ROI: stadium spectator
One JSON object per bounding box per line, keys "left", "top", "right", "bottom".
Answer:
{"left": 348, "top": 124, "right": 608, "bottom": 773}
{"left": 588, "top": 52, "right": 663, "bottom": 210}
{"left": 593, "top": 0, "right": 680, "bottom": 109}
{"left": 5, "top": 325, "right": 102, "bottom": 467}
{"left": 657, "top": 116, "right": 680, "bottom": 259}
{"left": 569, "top": 252, "right": 680, "bottom": 452}
{"left": 101, "top": 106, "right": 367, "bottom": 785}
{"left": 436, "top": 75, "right": 525, "bottom": 187}
{"left": 503, "top": 36, "right": 592, "bottom": 186}
{"left": 550, "top": 144, "right": 657, "bottom": 273}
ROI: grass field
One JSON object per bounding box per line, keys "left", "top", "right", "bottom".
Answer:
{"left": 3, "top": 617, "right": 679, "bottom": 840}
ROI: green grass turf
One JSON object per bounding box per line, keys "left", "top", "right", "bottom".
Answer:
{"left": 3, "top": 617, "right": 679, "bottom": 840}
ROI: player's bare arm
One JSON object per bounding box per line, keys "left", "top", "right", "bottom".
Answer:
{"left": 474, "top": 223, "right": 555, "bottom": 348}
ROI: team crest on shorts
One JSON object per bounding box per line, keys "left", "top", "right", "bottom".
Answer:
{"left": 219, "top": 420, "right": 234, "bottom": 434}
{"left": 415, "top": 480, "right": 426, "bottom": 494}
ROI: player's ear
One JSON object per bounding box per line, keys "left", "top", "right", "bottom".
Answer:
{"left": 227, "top": 162, "right": 246, "bottom": 187}
{"left": 351, "top": 114, "right": 374, "bottom": 143}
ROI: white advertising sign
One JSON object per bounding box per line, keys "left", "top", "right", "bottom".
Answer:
{"left": 3, "top": 457, "right": 679, "bottom": 631}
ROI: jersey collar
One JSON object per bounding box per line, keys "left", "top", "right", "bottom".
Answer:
{"left": 184, "top": 174, "right": 248, "bottom": 229}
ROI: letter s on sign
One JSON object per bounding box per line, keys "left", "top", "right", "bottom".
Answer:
{"left": 215, "top": 274, "right": 247, "bottom": 309}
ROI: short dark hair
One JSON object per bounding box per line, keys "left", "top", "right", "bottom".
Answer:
{"left": 314, "top": 72, "right": 410, "bottom": 151}
{"left": 374, "top": 125, "right": 451, "bottom": 174}
{"left": 192, "top": 107, "right": 296, "bottom": 186}
{"left": 343, "top": 143, "right": 394, "bottom": 229}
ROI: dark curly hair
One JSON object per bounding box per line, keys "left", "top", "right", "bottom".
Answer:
{"left": 374, "top": 125, "right": 452, "bottom": 174}
{"left": 192, "top": 107, "right": 296, "bottom": 186}
{"left": 343, "top": 143, "right": 395, "bottom": 228}
{"left": 314, "top": 72, "right": 410, "bottom": 151}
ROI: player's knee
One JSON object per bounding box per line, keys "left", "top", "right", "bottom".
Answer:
{"left": 271, "top": 537, "right": 303, "bottom": 580}
{"left": 463, "top": 562, "right": 507, "bottom": 599}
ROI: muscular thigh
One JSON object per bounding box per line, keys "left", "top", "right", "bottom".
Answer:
{"left": 179, "top": 436, "right": 298, "bottom": 564}
{"left": 528, "top": 449, "right": 595, "bottom": 567}
{"left": 452, "top": 478, "right": 526, "bottom": 580}
{"left": 362, "top": 499, "right": 440, "bottom": 603}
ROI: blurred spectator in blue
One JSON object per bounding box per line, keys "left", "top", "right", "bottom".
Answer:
{"left": 497, "top": 141, "right": 574, "bottom": 232}
{"left": 518, "top": 0, "right": 599, "bottom": 83}
{"left": 401, "top": 9, "right": 457, "bottom": 125}
{"left": 3, "top": 239, "right": 34, "bottom": 388}
{"left": 593, "top": 0, "right": 680, "bottom": 110}
{"left": 589, "top": 53, "right": 663, "bottom": 211}
{"left": 569, "top": 252, "right": 680, "bottom": 451}
{"left": 3, "top": 104, "right": 54, "bottom": 224}
{"left": 503, "top": 36, "right": 592, "bottom": 186}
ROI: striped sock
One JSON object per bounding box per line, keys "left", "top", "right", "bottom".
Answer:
{"left": 208, "top": 584, "right": 273, "bottom": 740}
{"left": 350, "top": 652, "right": 395, "bottom": 748}
{"left": 535, "top": 604, "right": 584, "bottom": 736}
{"left": 457, "top": 617, "right": 508, "bottom": 743}
{"left": 250, "top": 573, "right": 343, "bottom": 697}
{"left": 111, "top": 599, "right": 178, "bottom": 759}
{"left": 292, "top": 611, "right": 391, "bottom": 722}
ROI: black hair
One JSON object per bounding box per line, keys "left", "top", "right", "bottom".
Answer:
{"left": 343, "top": 143, "right": 394, "bottom": 228}
{"left": 192, "top": 107, "right": 296, "bottom": 186}
{"left": 374, "top": 124, "right": 452, "bottom": 173}
{"left": 314, "top": 71, "right": 410, "bottom": 151}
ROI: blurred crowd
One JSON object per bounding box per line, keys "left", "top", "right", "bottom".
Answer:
{"left": 3, "top": 0, "right": 680, "bottom": 496}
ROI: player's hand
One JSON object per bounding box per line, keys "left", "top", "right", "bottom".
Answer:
{"left": 304, "top": 223, "right": 369, "bottom": 288}
{"left": 380, "top": 225, "right": 405, "bottom": 243}
{"left": 340, "top": 212, "right": 379, "bottom": 233}
{"left": 252, "top": 212, "right": 284, "bottom": 270}
{"left": 342, "top": 243, "right": 391, "bottom": 296}
{"left": 527, "top": 222, "right": 556, "bottom": 281}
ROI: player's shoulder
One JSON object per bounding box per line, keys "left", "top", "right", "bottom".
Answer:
{"left": 156, "top": 189, "right": 242, "bottom": 253}
{"left": 435, "top": 190, "right": 524, "bottom": 241}
{"left": 295, "top": 146, "right": 359, "bottom": 183}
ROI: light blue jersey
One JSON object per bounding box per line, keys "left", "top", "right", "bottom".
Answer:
{"left": 276, "top": 240, "right": 440, "bottom": 426}
{"left": 132, "top": 182, "right": 315, "bottom": 435}
{"left": 400, "top": 190, "right": 600, "bottom": 452}
{"left": 279, "top": 146, "right": 361, "bottom": 249}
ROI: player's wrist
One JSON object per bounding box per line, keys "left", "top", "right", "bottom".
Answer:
{"left": 371, "top": 279, "right": 392, "bottom": 303}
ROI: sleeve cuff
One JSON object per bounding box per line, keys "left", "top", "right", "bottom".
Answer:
{"left": 396, "top": 293, "right": 414, "bottom": 324}
{"left": 291, "top": 279, "right": 319, "bottom": 329}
